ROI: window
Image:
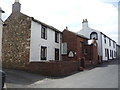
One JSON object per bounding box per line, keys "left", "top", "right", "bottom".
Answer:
{"left": 104, "top": 36, "right": 106, "bottom": 44}
{"left": 113, "top": 42, "right": 115, "bottom": 48}
{"left": 113, "top": 42, "right": 114, "bottom": 48}
{"left": 61, "top": 43, "right": 67, "bottom": 54}
{"left": 80, "top": 42, "right": 84, "bottom": 53}
{"left": 41, "top": 25, "right": 47, "bottom": 39}
{"left": 41, "top": 46, "right": 47, "bottom": 60}
{"left": 84, "top": 49, "right": 88, "bottom": 55}
{"left": 109, "top": 39, "right": 111, "bottom": 46}
{"left": 90, "top": 32, "right": 98, "bottom": 40}
{"left": 55, "top": 31, "right": 59, "bottom": 43}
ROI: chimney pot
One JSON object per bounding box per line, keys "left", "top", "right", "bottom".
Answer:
{"left": 15, "top": 0, "right": 19, "bottom": 2}
{"left": 66, "top": 26, "right": 68, "bottom": 30}
{"left": 82, "top": 19, "right": 89, "bottom": 29}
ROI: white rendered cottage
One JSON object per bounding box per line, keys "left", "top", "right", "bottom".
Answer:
{"left": 2, "top": 0, "right": 62, "bottom": 70}
{"left": 77, "top": 19, "right": 117, "bottom": 62}
{"left": 30, "top": 18, "right": 62, "bottom": 62}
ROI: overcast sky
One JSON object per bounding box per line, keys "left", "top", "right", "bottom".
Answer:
{"left": 0, "top": 0, "right": 119, "bottom": 43}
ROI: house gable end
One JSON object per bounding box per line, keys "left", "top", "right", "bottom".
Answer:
{"left": 2, "top": 12, "right": 32, "bottom": 69}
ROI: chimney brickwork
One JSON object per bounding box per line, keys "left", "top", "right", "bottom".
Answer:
{"left": 12, "top": 1, "right": 21, "bottom": 13}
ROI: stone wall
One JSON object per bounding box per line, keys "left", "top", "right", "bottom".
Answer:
{"left": 2, "top": 13, "right": 31, "bottom": 69}
{"left": 26, "top": 60, "right": 80, "bottom": 76}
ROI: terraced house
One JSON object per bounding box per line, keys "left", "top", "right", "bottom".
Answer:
{"left": 2, "top": 0, "right": 99, "bottom": 76}
{"left": 78, "top": 19, "right": 117, "bottom": 62}
{"left": 2, "top": 0, "right": 62, "bottom": 70}
{"left": 62, "top": 28, "right": 99, "bottom": 68}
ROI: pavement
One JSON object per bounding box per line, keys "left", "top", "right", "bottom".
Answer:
{"left": 3, "top": 59, "right": 119, "bottom": 88}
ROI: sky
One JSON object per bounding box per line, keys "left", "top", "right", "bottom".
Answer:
{"left": 0, "top": 0, "right": 119, "bottom": 43}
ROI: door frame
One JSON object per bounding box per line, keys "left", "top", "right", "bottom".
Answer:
{"left": 107, "top": 49, "right": 109, "bottom": 60}
{"left": 55, "top": 48, "right": 59, "bottom": 61}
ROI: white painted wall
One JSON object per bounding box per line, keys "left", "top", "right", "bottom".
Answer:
{"left": 30, "top": 20, "right": 61, "bottom": 62}
{"left": 0, "top": 19, "right": 3, "bottom": 64}
{"left": 101, "top": 34, "right": 117, "bottom": 61}
{"left": 77, "top": 20, "right": 116, "bottom": 61}
{"left": 78, "top": 23, "right": 102, "bottom": 57}
{"left": 0, "top": 8, "right": 4, "bottom": 65}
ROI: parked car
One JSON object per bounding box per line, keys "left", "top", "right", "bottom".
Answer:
{"left": 0, "top": 70, "right": 6, "bottom": 89}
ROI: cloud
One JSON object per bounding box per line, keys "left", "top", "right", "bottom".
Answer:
{"left": 0, "top": 0, "right": 118, "bottom": 43}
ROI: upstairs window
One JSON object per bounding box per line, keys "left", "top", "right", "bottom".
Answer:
{"left": 41, "top": 25, "right": 47, "bottom": 40}
{"left": 55, "top": 31, "right": 59, "bottom": 43}
{"left": 113, "top": 42, "right": 115, "bottom": 48}
{"left": 90, "top": 32, "right": 98, "bottom": 40}
{"left": 41, "top": 46, "right": 47, "bottom": 60}
{"left": 109, "top": 39, "right": 111, "bottom": 46}
{"left": 104, "top": 36, "right": 106, "bottom": 44}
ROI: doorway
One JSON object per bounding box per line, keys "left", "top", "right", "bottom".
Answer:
{"left": 55, "top": 48, "right": 59, "bottom": 60}
{"left": 81, "top": 58, "right": 85, "bottom": 68}
{"left": 107, "top": 49, "right": 109, "bottom": 60}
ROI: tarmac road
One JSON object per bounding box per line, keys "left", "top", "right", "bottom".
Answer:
{"left": 4, "top": 59, "right": 119, "bottom": 88}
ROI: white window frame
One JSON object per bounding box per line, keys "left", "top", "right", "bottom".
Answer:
{"left": 61, "top": 43, "right": 67, "bottom": 55}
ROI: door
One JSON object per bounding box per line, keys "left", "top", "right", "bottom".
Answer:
{"left": 55, "top": 48, "right": 59, "bottom": 60}
{"left": 112, "top": 51, "right": 113, "bottom": 59}
{"left": 81, "top": 58, "right": 85, "bottom": 68}
{"left": 107, "top": 49, "right": 109, "bottom": 60}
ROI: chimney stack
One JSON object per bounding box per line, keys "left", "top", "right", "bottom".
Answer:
{"left": 82, "top": 19, "right": 89, "bottom": 29}
{"left": 12, "top": 0, "right": 21, "bottom": 14}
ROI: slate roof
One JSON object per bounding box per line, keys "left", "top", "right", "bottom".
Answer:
{"left": 18, "top": 12, "right": 62, "bottom": 33}
{"left": 64, "top": 29, "right": 89, "bottom": 39}
{"left": 31, "top": 17, "right": 62, "bottom": 33}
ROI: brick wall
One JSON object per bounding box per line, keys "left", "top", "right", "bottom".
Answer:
{"left": 83, "top": 42, "right": 99, "bottom": 67}
{"left": 62, "top": 30, "right": 77, "bottom": 61}
{"left": 2, "top": 13, "right": 31, "bottom": 69}
{"left": 26, "top": 60, "right": 80, "bottom": 76}
{"left": 83, "top": 45, "right": 91, "bottom": 60}
{"left": 62, "top": 30, "right": 89, "bottom": 61}
{"left": 62, "top": 30, "right": 99, "bottom": 68}
{"left": 76, "top": 35, "right": 88, "bottom": 61}
{"left": 91, "top": 44, "right": 98, "bottom": 65}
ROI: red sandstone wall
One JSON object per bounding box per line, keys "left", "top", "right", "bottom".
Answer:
{"left": 62, "top": 30, "right": 77, "bottom": 61}
{"left": 76, "top": 36, "right": 88, "bottom": 61}
{"left": 61, "top": 30, "right": 99, "bottom": 68}
{"left": 62, "top": 30, "right": 88, "bottom": 61}
{"left": 91, "top": 45, "right": 98, "bottom": 65}
{"left": 26, "top": 61, "right": 80, "bottom": 76}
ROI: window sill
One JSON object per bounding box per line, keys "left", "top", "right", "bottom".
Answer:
{"left": 41, "top": 37, "right": 47, "bottom": 40}
{"left": 55, "top": 41, "right": 59, "bottom": 43}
